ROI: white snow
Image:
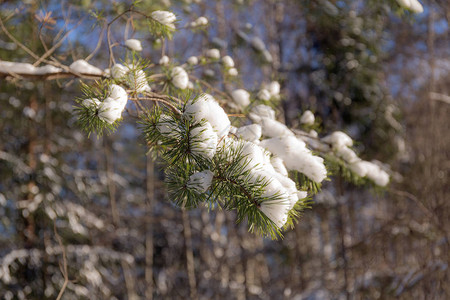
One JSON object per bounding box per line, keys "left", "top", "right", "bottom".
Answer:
{"left": 251, "top": 37, "right": 266, "bottom": 51}
{"left": 322, "top": 131, "right": 353, "bottom": 149}
{"left": 222, "top": 55, "right": 235, "bottom": 68}
{"left": 128, "top": 69, "right": 151, "bottom": 92}
{"left": 111, "top": 64, "right": 151, "bottom": 93}
{"left": 190, "top": 121, "right": 218, "bottom": 159}
{"left": 171, "top": 66, "right": 189, "bottom": 89}
{"left": 70, "top": 59, "right": 103, "bottom": 75}
{"left": 397, "top": 0, "right": 423, "bottom": 13}
{"left": 270, "top": 156, "right": 288, "bottom": 176}
{"left": 187, "top": 56, "right": 198, "bottom": 65}
{"left": 151, "top": 10, "right": 177, "bottom": 29}
{"left": 184, "top": 93, "right": 231, "bottom": 139}
{"left": 82, "top": 98, "right": 101, "bottom": 108}
{"left": 190, "top": 16, "right": 208, "bottom": 27}
{"left": 231, "top": 89, "right": 251, "bottom": 108}
{"left": 257, "top": 89, "right": 271, "bottom": 101}
{"left": 125, "top": 39, "right": 142, "bottom": 51}
{"left": 228, "top": 68, "right": 238, "bottom": 76}
{"left": 259, "top": 117, "right": 294, "bottom": 138}
{"left": 157, "top": 114, "right": 180, "bottom": 138}
{"left": 349, "top": 160, "right": 389, "bottom": 186}
{"left": 82, "top": 84, "right": 127, "bottom": 124}
{"left": 336, "top": 147, "right": 359, "bottom": 164}
{"left": 267, "top": 81, "right": 280, "bottom": 98}
{"left": 206, "top": 48, "right": 220, "bottom": 59}
{"left": 300, "top": 110, "right": 315, "bottom": 125}
{"left": 248, "top": 104, "right": 276, "bottom": 123}
{"left": 34, "top": 65, "right": 63, "bottom": 74}
{"left": 98, "top": 97, "right": 124, "bottom": 124}
{"left": 259, "top": 198, "right": 290, "bottom": 228}
{"left": 235, "top": 124, "right": 262, "bottom": 143}
{"left": 260, "top": 136, "right": 327, "bottom": 183}
{"left": 111, "top": 64, "right": 128, "bottom": 79}
{"left": 159, "top": 55, "right": 169, "bottom": 65}
{"left": 187, "top": 170, "right": 214, "bottom": 193}
{"left": 0, "top": 61, "right": 63, "bottom": 75}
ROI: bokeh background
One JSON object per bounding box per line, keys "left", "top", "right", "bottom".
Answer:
{"left": 0, "top": 0, "right": 448, "bottom": 299}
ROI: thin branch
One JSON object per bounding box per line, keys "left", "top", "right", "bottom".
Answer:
{"left": 0, "top": 15, "right": 41, "bottom": 60}
{"left": 33, "top": 20, "right": 82, "bottom": 67}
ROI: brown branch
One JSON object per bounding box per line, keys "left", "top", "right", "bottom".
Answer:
{"left": 0, "top": 15, "right": 41, "bottom": 60}
{"left": 33, "top": 19, "right": 83, "bottom": 67}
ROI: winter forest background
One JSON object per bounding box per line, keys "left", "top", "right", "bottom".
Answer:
{"left": 0, "top": 0, "right": 449, "bottom": 299}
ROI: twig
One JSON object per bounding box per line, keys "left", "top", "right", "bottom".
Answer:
{"left": 33, "top": 20, "right": 83, "bottom": 67}
{"left": 86, "top": 24, "right": 106, "bottom": 62}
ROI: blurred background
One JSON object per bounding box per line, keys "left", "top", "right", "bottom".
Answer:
{"left": 0, "top": 0, "right": 448, "bottom": 299}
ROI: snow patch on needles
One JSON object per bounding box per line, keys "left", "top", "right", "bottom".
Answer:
{"left": 157, "top": 114, "right": 180, "bottom": 138}
{"left": 235, "top": 124, "right": 262, "bottom": 143}
{"left": 187, "top": 170, "right": 214, "bottom": 193}
{"left": 231, "top": 89, "right": 250, "bottom": 108}
{"left": 323, "top": 131, "right": 390, "bottom": 186}
{"left": 259, "top": 195, "right": 291, "bottom": 228}
{"left": 190, "top": 122, "right": 218, "bottom": 159}
{"left": 111, "top": 64, "right": 151, "bottom": 93}
{"left": 151, "top": 10, "right": 177, "bottom": 29}
{"left": 260, "top": 136, "right": 327, "bottom": 183}
{"left": 190, "top": 16, "right": 208, "bottom": 27}
{"left": 248, "top": 104, "right": 276, "bottom": 123}
{"left": 184, "top": 94, "right": 231, "bottom": 139}
{"left": 300, "top": 110, "right": 315, "bottom": 125}
{"left": 206, "top": 48, "right": 220, "bottom": 60}
{"left": 82, "top": 84, "right": 128, "bottom": 124}
{"left": 170, "top": 66, "right": 189, "bottom": 89}
{"left": 70, "top": 59, "right": 103, "bottom": 75}
{"left": 125, "top": 39, "right": 142, "bottom": 51}
{"left": 349, "top": 161, "right": 389, "bottom": 186}
{"left": 187, "top": 56, "right": 198, "bottom": 65}
{"left": 231, "top": 140, "right": 307, "bottom": 228}
{"left": 322, "top": 131, "right": 353, "bottom": 149}
{"left": 222, "top": 56, "right": 235, "bottom": 68}
{"left": 259, "top": 118, "right": 294, "bottom": 138}
{"left": 397, "top": 0, "right": 424, "bottom": 13}
{"left": 159, "top": 55, "right": 169, "bottom": 66}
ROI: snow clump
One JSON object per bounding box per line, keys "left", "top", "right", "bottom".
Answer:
{"left": 110, "top": 63, "right": 151, "bottom": 93}
{"left": 396, "top": 0, "right": 424, "bottom": 13}
{"left": 231, "top": 89, "right": 251, "bottom": 108}
{"left": 187, "top": 56, "right": 198, "bottom": 65}
{"left": 70, "top": 60, "right": 103, "bottom": 75}
{"left": 151, "top": 11, "right": 177, "bottom": 29}
{"left": 300, "top": 110, "right": 315, "bottom": 125}
{"left": 82, "top": 84, "right": 128, "bottom": 124}
{"left": 124, "top": 39, "right": 142, "bottom": 51}
{"left": 187, "top": 170, "right": 214, "bottom": 193}
{"left": 235, "top": 124, "right": 262, "bottom": 143}
{"left": 159, "top": 55, "right": 169, "bottom": 65}
{"left": 206, "top": 48, "right": 220, "bottom": 60}
{"left": 190, "top": 16, "right": 208, "bottom": 27}
{"left": 260, "top": 136, "right": 327, "bottom": 183}
{"left": 170, "top": 66, "right": 189, "bottom": 89}
{"left": 184, "top": 94, "right": 231, "bottom": 139}
{"left": 190, "top": 122, "right": 218, "bottom": 160}
{"left": 221, "top": 56, "right": 235, "bottom": 68}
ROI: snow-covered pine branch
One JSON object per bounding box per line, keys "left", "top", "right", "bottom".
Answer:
{"left": 3, "top": 6, "right": 391, "bottom": 239}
